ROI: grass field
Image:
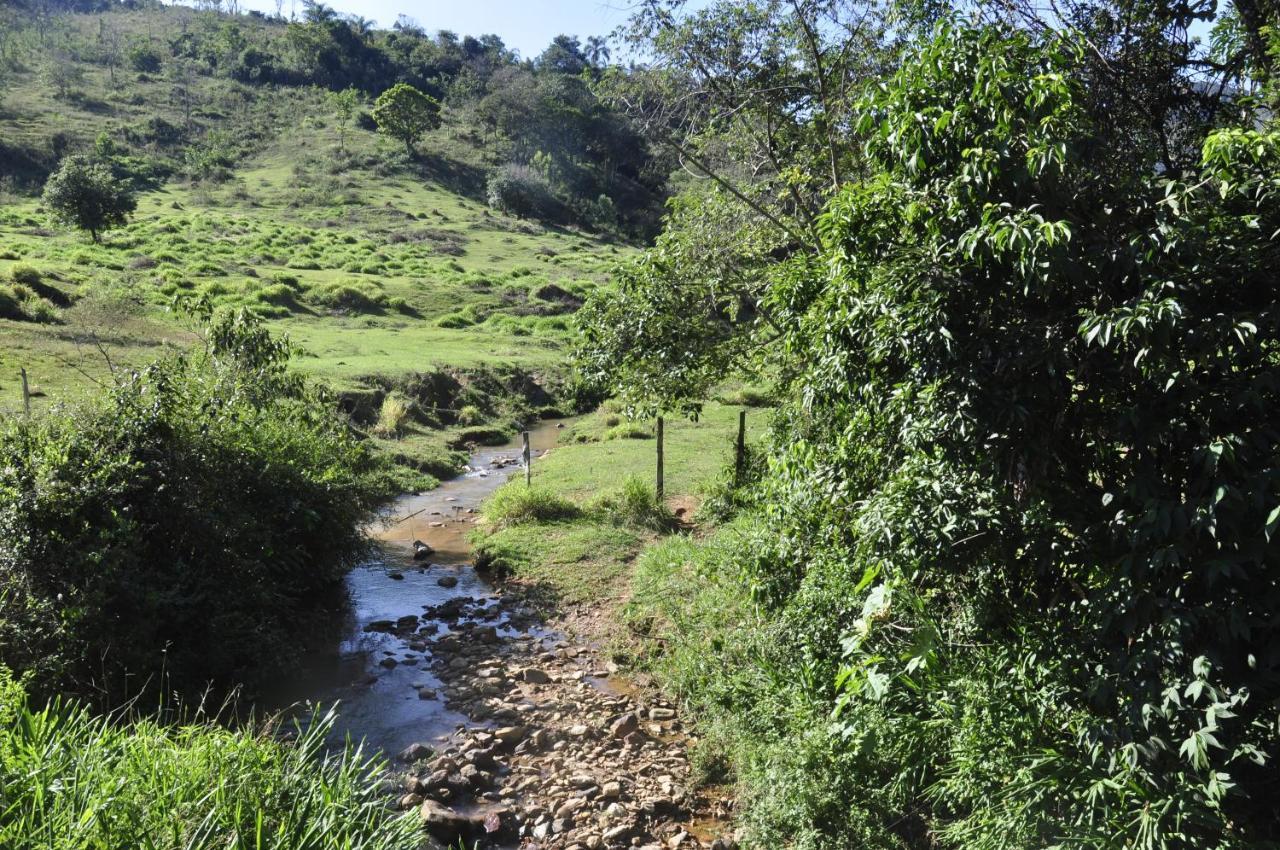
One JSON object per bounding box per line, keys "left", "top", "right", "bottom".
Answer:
{"left": 473, "top": 402, "right": 768, "bottom": 609}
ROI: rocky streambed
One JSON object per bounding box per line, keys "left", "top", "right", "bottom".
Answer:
{"left": 290, "top": 424, "right": 737, "bottom": 850}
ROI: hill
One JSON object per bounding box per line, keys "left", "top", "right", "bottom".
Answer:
{"left": 0, "top": 1, "right": 658, "bottom": 462}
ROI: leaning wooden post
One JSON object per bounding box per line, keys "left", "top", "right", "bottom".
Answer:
{"left": 522, "top": 430, "right": 531, "bottom": 487}
{"left": 735, "top": 409, "right": 747, "bottom": 485}
{"left": 20, "top": 367, "right": 30, "bottom": 418}
{"left": 656, "top": 416, "right": 664, "bottom": 500}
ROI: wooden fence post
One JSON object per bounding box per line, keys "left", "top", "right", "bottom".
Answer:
{"left": 20, "top": 368, "right": 30, "bottom": 418}
{"left": 656, "top": 416, "right": 664, "bottom": 500}
{"left": 735, "top": 409, "right": 747, "bottom": 484}
{"left": 522, "top": 430, "right": 531, "bottom": 486}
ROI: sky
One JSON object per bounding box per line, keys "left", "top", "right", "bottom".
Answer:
{"left": 223, "top": 0, "right": 644, "bottom": 59}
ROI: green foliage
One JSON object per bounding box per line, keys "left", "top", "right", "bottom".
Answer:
{"left": 0, "top": 696, "right": 419, "bottom": 850}
{"left": 0, "top": 309, "right": 380, "bottom": 703}
{"left": 589, "top": 20, "right": 1280, "bottom": 850}
{"left": 486, "top": 163, "right": 564, "bottom": 222}
{"left": 484, "top": 484, "right": 580, "bottom": 526}
{"left": 127, "top": 42, "right": 164, "bottom": 74}
{"left": 371, "top": 82, "right": 440, "bottom": 154}
{"left": 41, "top": 155, "right": 137, "bottom": 242}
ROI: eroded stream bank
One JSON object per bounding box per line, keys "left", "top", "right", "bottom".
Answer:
{"left": 288, "top": 423, "right": 737, "bottom": 850}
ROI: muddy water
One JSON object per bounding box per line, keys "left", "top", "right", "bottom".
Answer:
{"left": 284, "top": 422, "right": 564, "bottom": 756}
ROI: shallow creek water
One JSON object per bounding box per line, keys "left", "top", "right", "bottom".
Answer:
{"left": 281, "top": 421, "right": 565, "bottom": 757}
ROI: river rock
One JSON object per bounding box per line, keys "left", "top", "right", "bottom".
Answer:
{"left": 412, "top": 540, "right": 434, "bottom": 560}
{"left": 438, "top": 575, "right": 459, "bottom": 588}
{"left": 609, "top": 713, "right": 639, "bottom": 738}
{"left": 522, "top": 667, "right": 551, "bottom": 684}
{"left": 419, "top": 799, "right": 477, "bottom": 844}
{"left": 398, "top": 742, "right": 432, "bottom": 763}
{"left": 649, "top": 707, "right": 676, "bottom": 721}
{"left": 397, "top": 792, "right": 423, "bottom": 809}
{"left": 363, "top": 619, "right": 395, "bottom": 633}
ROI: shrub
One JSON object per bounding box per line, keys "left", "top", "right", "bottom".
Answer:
{"left": 603, "top": 422, "right": 652, "bottom": 440}
{"left": 456, "top": 404, "right": 483, "bottom": 426}
{"left": 484, "top": 484, "right": 580, "bottom": 526}
{"left": 486, "top": 164, "right": 566, "bottom": 222}
{"left": 0, "top": 309, "right": 380, "bottom": 703}
{"left": 127, "top": 43, "right": 163, "bottom": 73}
{"left": 255, "top": 282, "right": 301, "bottom": 310}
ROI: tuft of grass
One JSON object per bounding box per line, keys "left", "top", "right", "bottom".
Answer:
{"left": 372, "top": 392, "right": 412, "bottom": 438}
{"left": 484, "top": 484, "right": 580, "bottom": 526}
{"left": 591, "top": 476, "right": 678, "bottom": 532}
{"left": 0, "top": 675, "right": 419, "bottom": 850}
{"left": 10, "top": 264, "right": 41, "bottom": 286}
{"left": 718, "top": 384, "right": 773, "bottom": 407}
{"left": 604, "top": 422, "right": 653, "bottom": 440}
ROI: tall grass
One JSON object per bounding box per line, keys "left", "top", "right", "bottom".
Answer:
{"left": 591, "top": 476, "right": 677, "bottom": 532}
{"left": 0, "top": 671, "right": 418, "bottom": 850}
{"left": 484, "top": 484, "right": 580, "bottom": 525}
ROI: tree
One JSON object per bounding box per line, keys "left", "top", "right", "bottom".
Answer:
{"left": 328, "top": 85, "right": 359, "bottom": 154}
{"left": 43, "top": 55, "right": 85, "bottom": 100}
{"left": 584, "top": 35, "right": 611, "bottom": 68}
{"left": 41, "top": 155, "right": 137, "bottom": 243}
{"left": 371, "top": 82, "right": 440, "bottom": 154}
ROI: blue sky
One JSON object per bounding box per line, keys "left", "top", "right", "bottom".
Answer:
{"left": 225, "top": 0, "right": 642, "bottom": 59}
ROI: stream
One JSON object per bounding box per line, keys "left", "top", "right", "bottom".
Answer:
{"left": 276, "top": 421, "right": 736, "bottom": 849}
{"left": 283, "top": 420, "right": 565, "bottom": 757}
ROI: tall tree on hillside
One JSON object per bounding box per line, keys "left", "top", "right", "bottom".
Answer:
{"left": 371, "top": 82, "right": 440, "bottom": 154}
{"left": 41, "top": 155, "right": 136, "bottom": 243}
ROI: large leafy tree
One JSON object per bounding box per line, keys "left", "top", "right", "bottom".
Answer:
{"left": 41, "top": 155, "right": 136, "bottom": 243}
{"left": 370, "top": 82, "right": 441, "bottom": 154}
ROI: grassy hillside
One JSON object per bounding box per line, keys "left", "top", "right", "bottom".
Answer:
{"left": 0, "top": 4, "right": 630, "bottom": 430}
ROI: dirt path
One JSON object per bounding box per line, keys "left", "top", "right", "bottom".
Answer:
{"left": 384, "top": 591, "right": 736, "bottom": 850}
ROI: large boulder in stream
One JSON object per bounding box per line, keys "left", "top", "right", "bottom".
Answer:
{"left": 413, "top": 540, "right": 434, "bottom": 561}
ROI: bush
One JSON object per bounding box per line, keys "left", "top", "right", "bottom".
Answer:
{"left": 127, "top": 43, "right": 163, "bottom": 73}
{"left": 0, "top": 310, "right": 380, "bottom": 703}
{"left": 0, "top": 692, "right": 419, "bottom": 850}
{"left": 486, "top": 164, "right": 566, "bottom": 222}
{"left": 484, "top": 484, "right": 580, "bottom": 526}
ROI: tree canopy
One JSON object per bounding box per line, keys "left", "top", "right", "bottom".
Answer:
{"left": 370, "top": 82, "right": 440, "bottom": 154}
{"left": 40, "top": 154, "right": 136, "bottom": 242}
